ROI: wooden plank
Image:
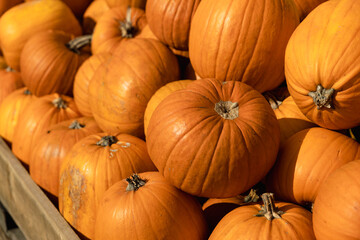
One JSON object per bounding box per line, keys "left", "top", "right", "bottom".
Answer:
{"left": 0, "top": 138, "right": 80, "bottom": 240}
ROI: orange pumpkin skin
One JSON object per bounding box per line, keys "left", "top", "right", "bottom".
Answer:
{"left": 11, "top": 94, "right": 81, "bottom": 165}
{"left": 145, "top": 0, "right": 201, "bottom": 50}
{"left": 147, "top": 78, "right": 280, "bottom": 198}
{"left": 0, "top": 0, "right": 23, "bottom": 16}
{"left": 144, "top": 80, "right": 193, "bottom": 137}
{"left": 285, "top": 0, "right": 360, "bottom": 130}
{"left": 0, "top": 88, "right": 35, "bottom": 143}
{"left": 266, "top": 127, "right": 360, "bottom": 206}
{"left": 94, "top": 172, "right": 208, "bottom": 240}
{"left": 0, "top": 67, "right": 24, "bottom": 104}
{"left": 189, "top": 0, "right": 299, "bottom": 93}
{"left": 91, "top": 6, "right": 147, "bottom": 54}
{"left": 89, "top": 38, "right": 179, "bottom": 138}
{"left": 29, "top": 117, "right": 102, "bottom": 197}
{"left": 59, "top": 133, "right": 156, "bottom": 239}
{"left": 313, "top": 160, "right": 360, "bottom": 240}
{"left": 105, "top": 0, "right": 147, "bottom": 9}
{"left": 293, "top": 0, "right": 327, "bottom": 21}
{"left": 20, "top": 31, "right": 91, "bottom": 97}
{"left": 82, "top": 0, "right": 110, "bottom": 34}
{"left": 73, "top": 52, "right": 112, "bottom": 117}
{"left": 0, "top": 0, "right": 82, "bottom": 71}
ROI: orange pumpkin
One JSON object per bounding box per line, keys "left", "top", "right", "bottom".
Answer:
{"left": 189, "top": 0, "right": 299, "bottom": 93}
{"left": 11, "top": 94, "right": 81, "bottom": 165}
{"left": 59, "top": 133, "right": 156, "bottom": 239}
{"left": 82, "top": 0, "right": 110, "bottom": 34}
{"left": 0, "top": 67, "right": 24, "bottom": 104}
{"left": 29, "top": 117, "right": 102, "bottom": 197}
{"left": 94, "top": 172, "right": 208, "bottom": 240}
{"left": 285, "top": 0, "right": 360, "bottom": 130}
{"left": 147, "top": 78, "right": 280, "bottom": 198}
{"left": 0, "top": 0, "right": 82, "bottom": 70}
{"left": 105, "top": 0, "right": 147, "bottom": 9}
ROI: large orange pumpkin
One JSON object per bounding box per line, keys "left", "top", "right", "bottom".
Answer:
{"left": 147, "top": 78, "right": 280, "bottom": 198}
{"left": 189, "top": 0, "right": 299, "bottom": 93}
{"left": 94, "top": 172, "right": 208, "bottom": 240}
{"left": 285, "top": 0, "right": 360, "bottom": 130}
{"left": 0, "top": 67, "right": 24, "bottom": 104}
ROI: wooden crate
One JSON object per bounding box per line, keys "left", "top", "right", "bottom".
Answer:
{"left": 0, "top": 138, "right": 80, "bottom": 240}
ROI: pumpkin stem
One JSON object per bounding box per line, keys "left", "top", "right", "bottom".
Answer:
{"left": 308, "top": 84, "right": 334, "bottom": 110}
{"left": 243, "top": 189, "right": 260, "bottom": 203}
{"left": 214, "top": 100, "right": 239, "bottom": 120}
{"left": 52, "top": 97, "right": 67, "bottom": 109}
{"left": 96, "top": 135, "right": 119, "bottom": 147}
{"left": 66, "top": 34, "right": 92, "bottom": 54}
{"left": 126, "top": 173, "right": 147, "bottom": 191}
{"left": 23, "top": 89, "right": 31, "bottom": 95}
{"left": 5, "top": 66, "right": 15, "bottom": 72}
{"left": 119, "top": 6, "right": 136, "bottom": 38}
{"left": 263, "top": 92, "right": 283, "bottom": 110}
{"left": 255, "top": 193, "right": 284, "bottom": 220}
{"left": 68, "top": 120, "right": 85, "bottom": 129}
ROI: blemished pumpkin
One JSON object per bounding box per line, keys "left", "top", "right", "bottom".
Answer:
{"left": 0, "top": 67, "right": 24, "bottom": 105}
{"left": 59, "top": 133, "right": 156, "bottom": 240}
{"left": 105, "top": 0, "right": 147, "bottom": 9}
{"left": 144, "top": 80, "right": 193, "bottom": 137}
{"left": 82, "top": 0, "right": 110, "bottom": 34}
{"left": 189, "top": 0, "right": 299, "bottom": 93}
{"left": 20, "top": 30, "right": 91, "bottom": 97}
{"left": 313, "top": 160, "right": 360, "bottom": 240}
{"left": 88, "top": 38, "right": 180, "bottom": 138}
{"left": 29, "top": 117, "right": 102, "bottom": 197}
{"left": 11, "top": 93, "right": 81, "bottom": 165}
{"left": 209, "top": 193, "right": 316, "bottom": 239}
{"left": 94, "top": 172, "right": 208, "bottom": 240}
{"left": 0, "top": 88, "right": 36, "bottom": 143}
{"left": 145, "top": 0, "right": 201, "bottom": 50}
{"left": 147, "top": 78, "right": 280, "bottom": 198}
{"left": 285, "top": 0, "right": 360, "bottom": 130}
{"left": 266, "top": 127, "right": 360, "bottom": 206}
{"left": 0, "top": 0, "right": 82, "bottom": 71}
{"left": 73, "top": 52, "right": 112, "bottom": 117}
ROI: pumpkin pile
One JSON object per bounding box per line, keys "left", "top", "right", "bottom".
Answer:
{"left": 0, "top": 0, "right": 359, "bottom": 239}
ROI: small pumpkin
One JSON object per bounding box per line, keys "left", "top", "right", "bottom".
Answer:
{"left": 94, "top": 172, "right": 208, "bottom": 240}
{"left": 0, "top": 67, "right": 24, "bottom": 104}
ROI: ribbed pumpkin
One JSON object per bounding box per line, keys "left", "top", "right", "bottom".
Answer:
{"left": 82, "top": 0, "right": 110, "bottom": 34}
{"left": 0, "top": 88, "right": 35, "bottom": 143}
{"left": 88, "top": 38, "right": 179, "bottom": 138}
{"left": 11, "top": 94, "right": 81, "bottom": 165}
{"left": 293, "top": 0, "right": 327, "bottom": 21}
{"left": 0, "top": 0, "right": 82, "bottom": 70}
{"left": 285, "top": 0, "right": 360, "bottom": 130}
{"left": 59, "top": 133, "right": 156, "bottom": 239}
{"left": 147, "top": 78, "right": 280, "bottom": 198}
{"left": 0, "top": 0, "right": 23, "bottom": 16}
{"left": 73, "top": 52, "right": 112, "bottom": 116}
{"left": 20, "top": 30, "right": 91, "bottom": 97}
{"left": 94, "top": 172, "right": 208, "bottom": 240}
{"left": 209, "top": 193, "right": 315, "bottom": 239}
{"left": 189, "top": 0, "right": 299, "bottom": 93}
{"left": 91, "top": 6, "right": 147, "bottom": 54}
{"left": 144, "top": 80, "right": 193, "bottom": 137}
{"left": 145, "top": 0, "right": 201, "bottom": 50}
{"left": 313, "top": 160, "right": 360, "bottom": 240}
{"left": 105, "top": 0, "right": 147, "bottom": 9}
{"left": 266, "top": 127, "right": 360, "bottom": 206}
{"left": 29, "top": 117, "right": 102, "bottom": 197}
{"left": 0, "top": 67, "right": 24, "bottom": 104}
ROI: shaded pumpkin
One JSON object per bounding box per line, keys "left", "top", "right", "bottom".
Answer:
{"left": 94, "top": 172, "right": 208, "bottom": 240}
{"left": 11, "top": 93, "right": 81, "bottom": 165}
{"left": 82, "top": 0, "right": 110, "bottom": 34}
{"left": 147, "top": 78, "right": 280, "bottom": 198}
{"left": 0, "top": 67, "right": 24, "bottom": 104}
{"left": 59, "top": 133, "right": 156, "bottom": 240}
{"left": 29, "top": 117, "right": 102, "bottom": 197}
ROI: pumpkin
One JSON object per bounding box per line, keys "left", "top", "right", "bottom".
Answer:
{"left": 293, "top": 0, "right": 327, "bottom": 21}
{"left": 73, "top": 52, "right": 112, "bottom": 117}
{"left": 0, "top": 0, "right": 23, "bottom": 16}
{"left": 59, "top": 133, "right": 156, "bottom": 239}
{"left": 313, "top": 160, "right": 360, "bottom": 240}
{"left": 0, "top": 67, "right": 24, "bottom": 104}
{"left": 105, "top": 0, "right": 147, "bottom": 9}
{"left": 20, "top": 30, "right": 91, "bottom": 97}
{"left": 91, "top": 6, "right": 147, "bottom": 54}
{"left": 285, "top": 0, "right": 360, "bottom": 130}
{"left": 0, "top": 0, "right": 82, "bottom": 71}
{"left": 144, "top": 80, "right": 193, "bottom": 137}
{"left": 0, "top": 88, "right": 35, "bottom": 143}
{"left": 209, "top": 193, "right": 315, "bottom": 239}
{"left": 88, "top": 38, "right": 179, "bottom": 138}
{"left": 82, "top": 0, "right": 110, "bottom": 34}
{"left": 147, "top": 78, "right": 280, "bottom": 198}
{"left": 11, "top": 94, "right": 81, "bottom": 165}
{"left": 145, "top": 0, "right": 201, "bottom": 50}
{"left": 29, "top": 117, "right": 102, "bottom": 197}
{"left": 189, "top": 0, "right": 299, "bottom": 93}
{"left": 266, "top": 127, "right": 360, "bottom": 206}
{"left": 94, "top": 172, "right": 208, "bottom": 240}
